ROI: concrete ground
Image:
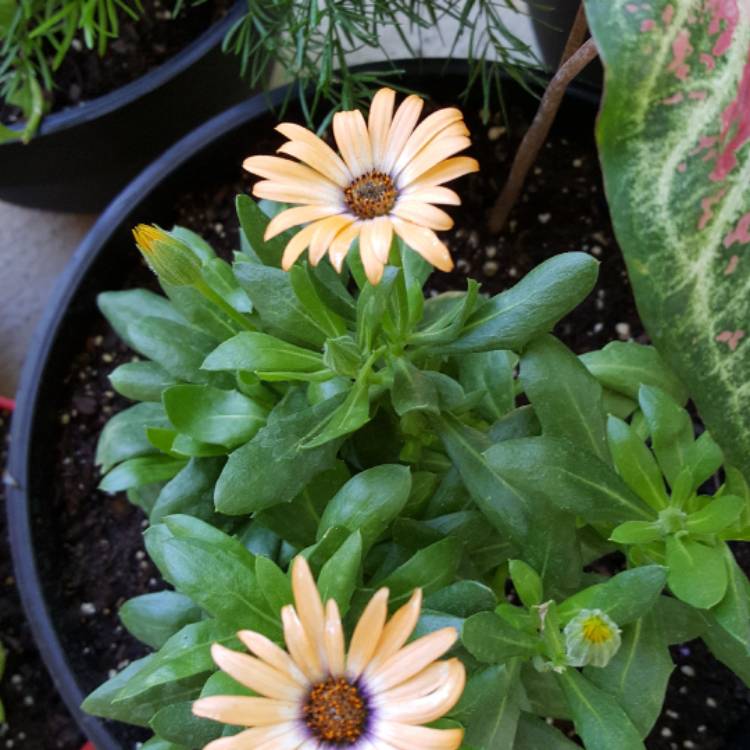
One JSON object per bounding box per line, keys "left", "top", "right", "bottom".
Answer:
{"left": 0, "top": 5, "right": 540, "bottom": 399}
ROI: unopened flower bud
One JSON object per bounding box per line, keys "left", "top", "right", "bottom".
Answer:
{"left": 564, "top": 608, "right": 622, "bottom": 668}
{"left": 133, "top": 224, "right": 201, "bottom": 286}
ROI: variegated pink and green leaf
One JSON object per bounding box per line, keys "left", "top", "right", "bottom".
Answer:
{"left": 584, "top": 0, "right": 750, "bottom": 479}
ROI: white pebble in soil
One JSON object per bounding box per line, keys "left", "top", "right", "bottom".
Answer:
{"left": 615, "top": 322, "right": 631, "bottom": 340}
{"left": 537, "top": 213, "right": 551, "bottom": 224}
{"left": 680, "top": 664, "right": 696, "bottom": 677}
{"left": 483, "top": 261, "right": 499, "bottom": 277}
{"left": 80, "top": 602, "right": 96, "bottom": 616}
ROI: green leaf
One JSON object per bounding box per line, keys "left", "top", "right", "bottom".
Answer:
{"left": 370, "top": 537, "right": 462, "bottom": 609}
{"left": 214, "top": 394, "right": 343, "bottom": 514}
{"left": 509, "top": 560, "right": 543, "bottom": 607}
{"left": 99, "top": 455, "right": 187, "bottom": 493}
{"left": 446, "top": 252, "right": 599, "bottom": 353}
{"left": 119, "top": 591, "right": 202, "bottom": 650}
{"left": 301, "top": 375, "right": 370, "bottom": 448}
{"left": 162, "top": 283, "right": 239, "bottom": 341}
{"left": 683, "top": 431, "right": 724, "bottom": 490}
{"left": 323, "top": 336, "right": 363, "bottom": 378}
{"left": 484, "top": 436, "right": 653, "bottom": 523}
{"left": 433, "top": 413, "right": 530, "bottom": 541}
{"left": 255, "top": 463, "right": 350, "bottom": 548}
{"left": 116, "top": 620, "right": 236, "bottom": 701}
{"left": 203, "top": 332, "right": 324, "bottom": 374}
{"left": 234, "top": 263, "right": 327, "bottom": 347}
{"left": 521, "top": 335, "right": 609, "bottom": 462}
{"left": 128, "top": 317, "right": 218, "bottom": 384}
{"left": 514, "top": 713, "right": 580, "bottom": 750}
{"left": 289, "top": 264, "right": 347, "bottom": 338}
{"left": 163, "top": 384, "right": 267, "bottom": 449}
{"left": 391, "top": 358, "right": 440, "bottom": 416}
{"left": 455, "top": 663, "right": 522, "bottom": 749}
{"left": 609, "top": 520, "right": 662, "bottom": 545}
{"left": 586, "top": 613, "right": 673, "bottom": 737}
{"left": 666, "top": 536, "right": 728, "bottom": 609}
{"left": 236, "top": 194, "right": 284, "bottom": 266}
{"left": 144, "top": 527, "right": 279, "bottom": 636}
{"left": 457, "top": 350, "right": 516, "bottom": 421}
{"left": 98, "top": 290, "right": 184, "bottom": 351}
{"left": 150, "top": 458, "right": 224, "bottom": 524}
{"left": 141, "top": 738, "right": 187, "bottom": 750}
{"left": 424, "top": 581, "right": 497, "bottom": 617}
{"left": 317, "top": 531, "right": 362, "bottom": 615}
{"left": 687, "top": 495, "right": 746, "bottom": 535}
{"left": 318, "top": 465, "right": 411, "bottom": 550}
{"left": 559, "top": 566, "right": 668, "bottom": 626}
{"left": 607, "top": 415, "right": 668, "bottom": 511}
{"left": 409, "top": 282, "right": 479, "bottom": 346}
{"left": 580, "top": 342, "right": 688, "bottom": 404}
{"left": 81, "top": 656, "right": 204, "bottom": 727}
{"left": 255, "top": 556, "right": 294, "bottom": 615}
{"left": 653, "top": 595, "right": 707, "bottom": 645}
{"left": 96, "top": 403, "right": 169, "bottom": 472}
{"left": 150, "top": 701, "right": 222, "bottom": 747}
{"left": 109, "top": 361, "right": 178, "bottom": 402}
{"left": 462, "top": 612, "right": 539, "bottom": 663}
{"left": 585, "top": 0, "right": 750, "bottom": 482}
{"left": 201, "top": 257, "right": 252, "bottom": 313}
{"left": 556, "top": 668, "right": 645, "bottom": 750}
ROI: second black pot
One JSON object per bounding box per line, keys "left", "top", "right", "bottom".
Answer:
{"left": 0, "top": 3, "right": 251, "bottom": 213}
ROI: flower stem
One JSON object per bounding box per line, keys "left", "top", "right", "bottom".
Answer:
{"left": 487, "top": 7, "right": 599, "bottom": 234}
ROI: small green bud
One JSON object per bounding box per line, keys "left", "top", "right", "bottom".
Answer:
{"left": 658, "top": 506, "right": 688, "bottom": 534}
{"left": 564, "top": 608, "right": 622, "bottom": 668}
{"left": 133, "top": 224, "right": 202, "bottom": 286}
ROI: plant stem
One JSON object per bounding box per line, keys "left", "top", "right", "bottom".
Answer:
{"left": 487, "top": 18, "right": 599, "bottom": 234}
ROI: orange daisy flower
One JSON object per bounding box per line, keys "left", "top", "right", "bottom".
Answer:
{"left": 243, "top": 88, "right": 478, "bottom": 284}
{"left": 193, "top": 556, "right": 465, "bottom": 749}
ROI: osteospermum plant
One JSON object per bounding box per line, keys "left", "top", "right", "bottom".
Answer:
{"left": 82, "top": 87, "right": 750, "bottom": 750}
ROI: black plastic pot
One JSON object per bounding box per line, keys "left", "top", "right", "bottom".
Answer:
{"left": 0, "top": 3, "right": 250, "bottom": 213}
{"left": 7, "top": 61, "right": 745, "bottom": 750}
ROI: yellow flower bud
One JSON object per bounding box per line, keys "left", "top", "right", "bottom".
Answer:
{"left": 564, "top": 608, "right": 622, "bottom": 668}
{"left": 133, "top": 224, "right": 201, "bottom": 286}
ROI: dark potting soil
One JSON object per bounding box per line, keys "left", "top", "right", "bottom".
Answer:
{"left": 38, "top": 91, "right": 749, "bottom": 749}
{"left": 0, "top": 0, "right": 230, "bottom": 125}
{"left": 0, "top": 411, "right": 84, "bottom": 750}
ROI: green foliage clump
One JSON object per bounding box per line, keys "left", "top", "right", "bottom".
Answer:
{"left": 0, "top": 0, "right": 143, "bottom": 141}
{"left": 82, "top": 197, "right": 750, "bottom": 749}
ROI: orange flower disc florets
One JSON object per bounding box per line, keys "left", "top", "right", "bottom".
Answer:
{"left": 304, "top": 676, "right": 368, "bottom": 744}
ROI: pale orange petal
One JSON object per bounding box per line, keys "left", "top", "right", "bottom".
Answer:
{"left": 291, "top": 556, "right": 326, "bottom": 653}
{"left": 360, "top": 216, "right": 393, "bottom": 266}
{"left": 359, "top": 224, "right": 386, "bottom": 285}
{"left": 276, "top": 122, "right": 352, "bottom": 185}
{"left": 369, "top": 88, "right": 396, "bottom": 170}
{"left": 281, "top": 222, "right": 320, "bottom": 270}
{"left": 329, "top": 222, "right": 362, "bottom": 272}
{"left": 333, "top": 110, "right": 373, "bottom": 177}
{"left": 252, "top": 180, "right": 341, "bottom": 207}
{"left": 399, "top": 185, "right": 460, "bottom": 205}
{"left": 243, "top": 155, "right": 340, "bottom": 192}
{"left": 310, "top": 215, "right": 357, "bottom": 266}
{"left": 392, "top": 201, "right": 454, "bottom": 231}
{"left": 265, "top": 205, "right": 343, "bottom": 241}
{"left": 203, "top": 724, "right": 298, "bottom": 750}
{"left": 237, "top": 630, "right": 308, "bottom": 687}
{"left": 366, "top": 590, "right": 422, "bottom": 676}
{"left": 210, "top": 644, "right": 304, "bottom": 700}
{"left": 405, "top": 156, "right": 479, "bottom": 190}
{"left": 392, "top": 108, "right": 463, "bottom": 176}
{"left": 282, "top": 605, "right": 324, "bottom": 681}
{"left": 192, "top": 695, "right": 297, "bottom": 726}
{"left": 368, "top": 628, "right": 458, "bottom": 692}
{"left": 382, "top": 95, "right": 424, "bottom": 174}
{"left": 391, "top": 218, "right": 453, "bottom": 272}
{"left": 376, "top": 722, "right": 464, "bottom": 750}
{"left": 377, "top": 660, "right": 466, "bottom": 724}
{"left": 323, "top": 599, "right": 346, "bottom": 676}
{"left": 397, "top": 137, "right": 473, "bottom": 189}
{"left": 375, "top": 660, "right": 455, "bottom": 703}
{"left": 346, "top": 588, "right": 390, "bottom": 679}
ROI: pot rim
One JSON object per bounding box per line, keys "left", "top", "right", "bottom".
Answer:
{"left": 6, "top": 59, "right": 599, "bottom": 749}
{"left": 1, "top": 1, "right": 245, "bottom": 141}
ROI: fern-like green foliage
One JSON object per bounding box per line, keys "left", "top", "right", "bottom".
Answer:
{"left": 1, "top": 0, "right": 539, "bottom": 143}
{"left": 0, "top": 0, "right": 143, "bottom": 142}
